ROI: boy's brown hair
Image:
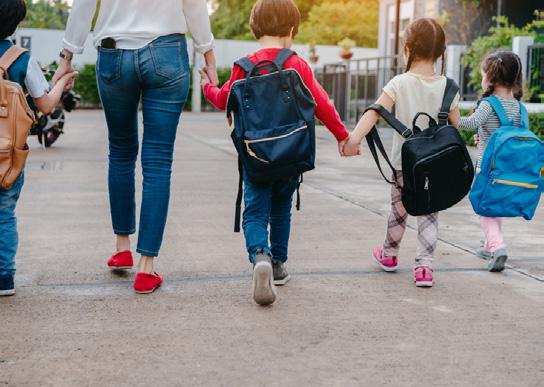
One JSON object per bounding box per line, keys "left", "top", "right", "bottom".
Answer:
{"left": 250, "top": 0, "right": 301, "bottom": 39}
{"left": 403, "top": 18, "right": 447, "bottom": 74}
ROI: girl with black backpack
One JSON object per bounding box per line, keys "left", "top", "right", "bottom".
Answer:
{"left": 343, "top": 18, "right": 461, "bottom": 287}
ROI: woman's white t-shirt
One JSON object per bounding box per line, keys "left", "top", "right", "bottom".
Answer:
{"left": 63, "top": 0, "right": 214, "bottom": 53}
{"left": 382, "top": 72, "right": 460, "bottom": 170}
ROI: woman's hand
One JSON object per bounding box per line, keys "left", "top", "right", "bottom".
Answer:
{"left": 52, "top": 51, "right": 75, "bottom": 89}
{"left": 203, "top": 50, "right": 219, "bottom": 85}
{"left": 199, "top": 68, "right": 210, "bottom": 88}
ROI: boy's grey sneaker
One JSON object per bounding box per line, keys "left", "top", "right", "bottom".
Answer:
{"left": 476, "top": 241, "right": 492, "bottom": 260}
{"left": 488, "top": 248, "right": 508, "bottom": 272}
{"left": 0, "top": 274, "right": 15, "bottom": 296}
{"left": 252, "top": 251, "right": 276, "bottom": 306}
{"left": 272, "top": 261, "right": 290, "bottom": 286}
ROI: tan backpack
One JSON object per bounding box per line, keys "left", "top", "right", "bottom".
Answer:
{"left": 0, "top": 46, "right": 35, "bottom": 190}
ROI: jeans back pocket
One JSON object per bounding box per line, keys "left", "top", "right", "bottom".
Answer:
{"left": 149, "top": 42, "right": 186, "bottom": 80}
{"left": 97, "top": 48, "right": 122, "bottom": 83}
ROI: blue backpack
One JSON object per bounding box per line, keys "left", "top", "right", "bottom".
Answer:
{"left": 469, "top": 96, "right": 544, "bottom": 220}
{"left": 227, "top": 49, "right": 317, "bottom": 231}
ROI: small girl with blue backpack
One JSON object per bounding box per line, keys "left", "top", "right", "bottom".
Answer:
{"left": 459, "top": 51, "right": 543, "bottom": 272}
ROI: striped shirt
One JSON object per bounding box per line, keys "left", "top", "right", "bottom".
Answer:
{"left": 459, "top": 97, "right": 521, "bottom": 163}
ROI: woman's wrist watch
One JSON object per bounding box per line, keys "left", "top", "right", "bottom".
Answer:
{"left": 59, "top": 49, "right": 73, "bottom": 61}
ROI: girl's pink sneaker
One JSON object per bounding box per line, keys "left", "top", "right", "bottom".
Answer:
{"left": 372, "top": 246, "right": 398, "bottom": 272}
{"left": 414, "top": 266, "right": 433, "bottom": 287}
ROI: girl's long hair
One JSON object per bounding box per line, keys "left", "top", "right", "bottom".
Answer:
{"left": 481, "top": 51, "right": 523, "bottom": 100}
{"left": 403, "top": 18, "right": 447, "bottom": 74}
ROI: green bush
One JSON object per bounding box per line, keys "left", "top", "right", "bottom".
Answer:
{"left": 73, "top": 64, "right": 233, "bottom": 110}
{"left": 75, "top": 64, "right": 100, "bottom": 106}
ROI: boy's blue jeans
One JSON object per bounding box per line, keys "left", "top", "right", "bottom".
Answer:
{"left": 0, "top": 172, "right": 24, "bottom": 276}
{"left": 242, "top": 175, "right": 298, "bottom": 264}
{"left": 96, "top": 34, "right": 190, "bottom": 257}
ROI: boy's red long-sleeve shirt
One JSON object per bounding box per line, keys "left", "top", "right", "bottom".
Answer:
{"left": 203, "top": 48, "right": 349, "bottom": 142}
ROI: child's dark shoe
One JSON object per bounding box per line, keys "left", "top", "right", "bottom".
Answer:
{"left": 272, "top": 261, "right": 290, "bottom": 286}
{"left": 372, "top": 246, "right": 398, "bottom": 272}
{"left": 134, "top": 272, "right": 163, "bottom": 294}
{"left": 0, "top": 274, "right": 15, "bottom": 296}
{"left": 252, "top": 251, "right": 276, "bottom": 306}
{"left": 107, "top": 250, "right": 134, "bottom": 270}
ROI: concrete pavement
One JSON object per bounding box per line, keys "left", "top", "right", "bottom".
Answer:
{"left": 1, "top": 111, "right": 543, "bottom": 386}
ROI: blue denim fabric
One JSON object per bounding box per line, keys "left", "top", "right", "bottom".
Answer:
{"left": 242, "top": 175, "right": 298, "bottom": 263}
{"left": 0, "top": 173, "right": 24, "bottom": 276}
{"left": 96, "top": 34, "right": 190, "bottom": 257}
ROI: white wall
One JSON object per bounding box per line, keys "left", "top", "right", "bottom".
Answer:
{"left": 13, "top": 28, "right": 378, "bottom": 69}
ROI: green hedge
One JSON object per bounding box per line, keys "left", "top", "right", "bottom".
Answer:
{"left": 73, "top": 64, "right": 233, "bottom": 110}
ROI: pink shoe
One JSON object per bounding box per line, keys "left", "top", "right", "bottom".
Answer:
{"left": 414, "top": 266, "right": 433, "bottom": 287}
{"left": 372, "top": 246, "right": 398, "bottom": 272}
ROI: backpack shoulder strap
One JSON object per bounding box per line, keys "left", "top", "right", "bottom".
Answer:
{"left": 0, "top": 46, "right": 28, "bottom": 79}
{"left": 365, "top": 104, "right": 412, "bottom": 138}
{"left": 274, "top": 48, "right": 295, "bottom": 68}
{"left": 483, "top": 96, "right": 510, "bottom": 127}
{"left": 438, "top": 78, "right": 459, "bottom": 126}
{"left": 234, "top": 57, "right": 255, "bottom": 74}
{"left": 518, "top": 101, "right": 529, "bottom": 128}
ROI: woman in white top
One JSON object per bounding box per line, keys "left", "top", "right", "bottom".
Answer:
{"left": 53, "top": 0, "right": 217, "bottom": 294}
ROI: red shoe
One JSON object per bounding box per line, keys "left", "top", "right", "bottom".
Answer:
{"left": 107, "top": 250, "right": 134, "bottom": 270}
{"left": 134, "top": 272, "right": 163, "bottom": 294}
{"left": 372, "top": 246, "right": 398, "bottom": 272}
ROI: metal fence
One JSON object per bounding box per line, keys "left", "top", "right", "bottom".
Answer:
{"left": 316, "top": 56, "right": 403, "bottom": 124}
{"left": 528, "top": 44, "right": 544, "bottom": 102}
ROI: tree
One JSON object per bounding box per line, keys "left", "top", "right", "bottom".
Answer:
{"left": 462, "top": 15, "right": 541, "bottom": 90}
{"left": 298, "top": 0, "right": 378, "bottom": 47}
{"left": 21, "top": 0, "right": 70, "bottom": 30}
{"left": 440, "top": 0, "right": 496, "bottom": 46}
{"left": 211, "top": 0, "right": 378, "bottom": 47}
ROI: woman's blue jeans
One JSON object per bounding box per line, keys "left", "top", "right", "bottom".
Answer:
{"left": 242, "top": 175, "right": 298, "bottom": 264}
{"left": 96, "top": 34, "right": 190, "bottom": 257}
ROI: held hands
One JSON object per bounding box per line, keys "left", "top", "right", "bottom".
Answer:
{"left": 52, "top": 58, "right": 75, "bottom": 91}
{"left": 199, "top": 68, "right": 211, "bottom": 88}
{"left": 342, "top": 133, "right": 362, "bottom": 157}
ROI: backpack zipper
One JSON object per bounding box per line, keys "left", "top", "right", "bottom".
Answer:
{"left": 244, "top": 124, "right": 308, "bottom": 164}
{"left": 244, "top": 124, "right": 307, "bottom": 144}
{"left": 492, "top": 179, "right": 538, "bottom": 189}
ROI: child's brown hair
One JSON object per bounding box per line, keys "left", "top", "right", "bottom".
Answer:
{"left": 481, "top": 51, "right": 523, "bottom": 100}
{"left": 403, "top": 18, "right": 447, "bottom": 74}
{"left": 250, "top": 0, "right": 301, "bottom": 39}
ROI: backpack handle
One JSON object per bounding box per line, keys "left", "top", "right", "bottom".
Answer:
{"left": 366, "top": 104, "right": 412, "bottom": 138}
{"left": 242, "top": 59, "right": 290, "bottom": 110}
{"left": 412, "top": 112, "right": 437, "bottom": 134}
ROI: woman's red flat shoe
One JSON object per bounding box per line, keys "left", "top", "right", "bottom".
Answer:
{"left": 134, "top": 272, "right": 163, "bottom": 294}
{"left": 107, "top": 250, "right": 134, "bottom": 270}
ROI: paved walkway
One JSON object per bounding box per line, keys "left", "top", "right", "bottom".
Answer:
{"left": 1, "top": 111, "right": 543, "bottom": 386}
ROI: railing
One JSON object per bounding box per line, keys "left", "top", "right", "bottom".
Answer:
{"left": 316, "top": 56, "right": 402, "bottom": 123}
{"left": 528, "top": 44, "right": 544, "bottom": 103}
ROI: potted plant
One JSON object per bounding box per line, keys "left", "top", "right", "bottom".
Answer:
{"left": 338, "top": 38, "right": 356, "bottom": 60}
{"left": 308, "top": 41, "right": 319, "bottom": 64}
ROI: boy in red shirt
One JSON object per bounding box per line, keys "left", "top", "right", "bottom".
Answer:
{"left": 200, "top": 0, "right": 351, "bottom": 305}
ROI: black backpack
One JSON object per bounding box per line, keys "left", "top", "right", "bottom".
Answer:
{"left": 227, "top": 49, "right": 317, "bottom": 231}
{"left": 365, "top": 78, "right": 474, "bottom": 216}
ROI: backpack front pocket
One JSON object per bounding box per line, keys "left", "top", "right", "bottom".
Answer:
{"left": 244, "top": 121, "right": 310, "bottom": 165}
{"left": 480, "top": 175, "right": 541, "bottom": 219}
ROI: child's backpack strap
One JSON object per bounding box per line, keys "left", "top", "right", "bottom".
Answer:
{"left": 0, "top": 46, "right": 28, "bottom": 79}
{"left": 519, "top": 101, "right": 529, "bottom": 128}
{"left": 483, "top": 95, "right": 511, "bottom": 127}
{"left": 234, "top": 57, "right": 255, "bottom": 74}
{"left": 274, "top": 48, "right": 295, "bottom": 69}
{"left": 438, "top": 78, "right": 459, "bottom": 126}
